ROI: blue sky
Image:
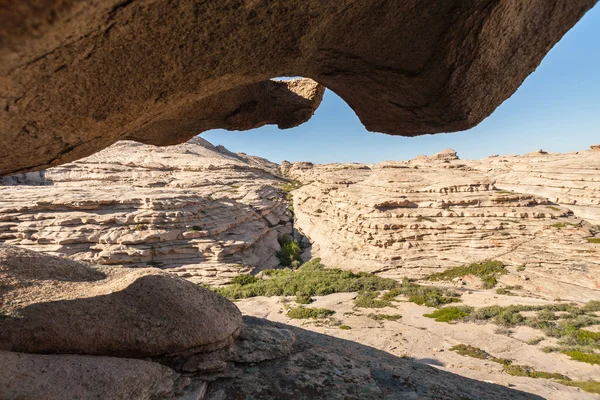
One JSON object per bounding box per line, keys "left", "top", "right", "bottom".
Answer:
{"left": 203, "top": 6, "right": 600, "bottom": 164}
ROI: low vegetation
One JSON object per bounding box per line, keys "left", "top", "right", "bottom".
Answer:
{"left": 281, "top": 180, "right": 303, "bottom": 212}
{"left": 230, "top": 274, "right": 259, "bottom": 286}
{"left": 495, "top": 285, "right": 523, "bottom": 296}
{"left": 546, "top": 205, "right": 561, "bottom": 211}
{"left": 216, "top": 258, "right": 398, "bottom": 300}
{"left": 354, "top": 291, "right": 393, "bottom": 308}
{"left": 368, "top": 313, "right": 402, "bottom": 321}
{"left": 424, "top": 306, "right": 473, "bottom": 322}
{"left": 587, "top": 237, "right": 600, "bottom": 244}
{"left": 287, "top": 306, "right": 335, "bottom": 319}
{"left": 339, "top": 325, "right": 352, "bottom": 330}
{"left": 276, "top": 234, "right": 302, "bottom": 266}
{"left": 450, "top": 345, "right": 568, "bottom": 380}
{"left": 427, "top": 260, "right": 507, "bottom": 288}
{"left": 563, "top": 351, "right": 600, "bottom": 365}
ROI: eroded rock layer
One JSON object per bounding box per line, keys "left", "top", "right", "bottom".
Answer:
{"left": 0, "top": 138, "right": 291, "bottom": 286}
{"left": 466, "top": 147, "right": 600, "bottom": 225}
{"left": 289, "top": 151, "right": 600, "bottom": 299}
{"left": 0, "top": 0, "right": 596, "bottom": 174}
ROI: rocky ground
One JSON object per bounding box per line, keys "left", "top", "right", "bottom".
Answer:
{"left": 2, "top": 141, "right": 600, "bottom": 399}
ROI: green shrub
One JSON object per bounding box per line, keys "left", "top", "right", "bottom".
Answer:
{"left": 354, "top": 292, "right": 393, "bottom": 308}
{"left": 583, "top": 301, "right": 600, "bottom": 312}
{"left": 339, "top": 325, "right": 352, "bottom": 330}
{"left": 503, "top": 364, "right": 569, "bottom": 380}
{"left": 551, "top": 222, "right": 568, "bottom": 229}
{"left": 558, "top": 380, "right": 600, "bottom": 394}
{"left": 587, "top": 238, "right": 600, "bottom": 244}
{"left": 424, "top": 306, "right": 473, "bottom": 322}
{"left": 546, "top": 205, "right": 561, "bottom": 211}
{"left": 230, "top": 274, "right": 259, "bottom": 286}
{"left": 295, "top": 292, "right": 313, "bottom": 304}
{"left": 287, "top": 306, "right": 334, "bottom": 319}
{"left": 216, "top": 258, "right": 398, "bottom": 300}
{"left": 276, "top": 235, "right": 302, "bottom": 266}
{"left": 450, "top": 344, "right": 493, "bottom": 360}
{"left": 397, "top": 278, "right": 461, "bottom": 308}
{"left": 563, "top": 351, "right": 600, "bottom": 365}
{"left": 427, "top": 261, "right": 507, "bottom": 288}
{"left": 368, "top": 313, "right": 402, "bottom": 321}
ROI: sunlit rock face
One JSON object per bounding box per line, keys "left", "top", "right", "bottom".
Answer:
{"left": 0, "top": 138, "right": 291, "bottom": 286}
{"left": 465, "top": 147, "right": 600, "bottom": 225}
{"left": 289, "top": 150, "right": 600, "bottom": 301}
{"left": 0, "top": 0, "right": 595, "bottom": 175}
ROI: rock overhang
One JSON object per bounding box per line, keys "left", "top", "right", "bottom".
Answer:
{"left": 0, "top": 0, "right": 597, "bottom": 175}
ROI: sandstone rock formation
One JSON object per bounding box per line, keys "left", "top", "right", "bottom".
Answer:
{"left": 0, "top": 138, "right": 291, "bottom": 285}
{"left": 288, "top": 149, "right": 600, "bottom": 300}
{"left": 465, "top": 149, "right": 600, "bottom": 225}
{"left": 0, "top": 1, "right": 596, "bottom": 175}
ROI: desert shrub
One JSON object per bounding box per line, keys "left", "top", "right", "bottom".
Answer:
{"left": 368, "top": 313, "right": 402, "bottom": 321}
{"left": 295, "top": 291, "right": 313, "bottom": 304}
{"left": 427, "top": 260, "right": 507, "bottom": 288}
{"left": 231, "top": 274, "right": 259, "bottom": 286}
{"left": 190, "top": 225, "right": 203, "bottom": 231}
{"left": 450, "top": 344, "right": 494, "bottom": 360}
{"left": 396, "top": 278, "right": 461, "bottom": 308}
{"left": 546, "top": 205, "right": 561, "bottom": 211}
{"left": 276, "top": 235, "right": 302, "bottom": 266}
{"left": 354, "top": 292, "right": 393, "bottom": 308}
{"left": 424, "top": 306, "right": 473, "bottom": 322}
{"left": 339, "top": 325, "right": 352, "bottom": 330}
{"left": 558, "top": 381, "right": 600, "bottom": 395}
{"left": 583, "top": 301, "right": 600, "bottom": 312}
{"left": 287, "top": 306, "right": 334, "bottom": 319}
{"left": 563, "top": 351, "right": 600, "bottom": 365}
{"left": 587, "top": 238, "right": 600, "bottom": 244}
{"left": 217, "top": 258, "right": 398, "bottom": 300}
{"left": 503, "top": 364, "right": 569, "bottom": 380}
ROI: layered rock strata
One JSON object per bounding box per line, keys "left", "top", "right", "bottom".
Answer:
{"left": 289, "top": 152, "right": 600, "bottom": 299}
{"left": 1, "top": 1, "right": 596, "bottom": 174}
{"left": 466, "top": 146, "right": 600, "bottom": 225}
{"left": 0, "top": 138, "right": 291, "bottom": 285}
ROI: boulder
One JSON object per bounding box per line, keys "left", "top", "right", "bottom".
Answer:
{"left": 0, "top": 245, "right": 242, "bottom": 357}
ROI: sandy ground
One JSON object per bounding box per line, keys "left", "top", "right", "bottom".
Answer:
{"left": 236, "top": 282, "right": 600, "bottom": 400}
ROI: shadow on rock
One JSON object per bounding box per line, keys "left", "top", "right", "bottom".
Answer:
{"left": 206, "top": 316, "right": 544, "bottom": 400}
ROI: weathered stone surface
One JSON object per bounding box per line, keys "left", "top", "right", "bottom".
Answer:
{"left": 465, "top": 149, "right": 600, "bottom": 225}
{"left": 0, "top": 245, "right": 242, "bottom": 357}
{"left": 0, "top": 350, "right": 204, "bottom": 400}
{"left": 205, "top": 317, "right": 543, "bottom": 400}
{"left": 0, "top": 1, "right": 595, "bottom": 175}
{"left": 288, "top": 150, "right": 600, "bottom": 300}
{"left": 0, "top": 138, "right": 291, "bottom": 285}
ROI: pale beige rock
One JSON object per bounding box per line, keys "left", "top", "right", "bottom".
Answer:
{"left": 0, "top": 138, "right": 292, "bottom": 285}
{"left": 465, "top": 148, "right": 600, "bottom": 225}
{"left": 288, "top": 150, "right": 600, "bottom": 301}
{"left": 0, "top": 245, "right": 242, "bottom": 357}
